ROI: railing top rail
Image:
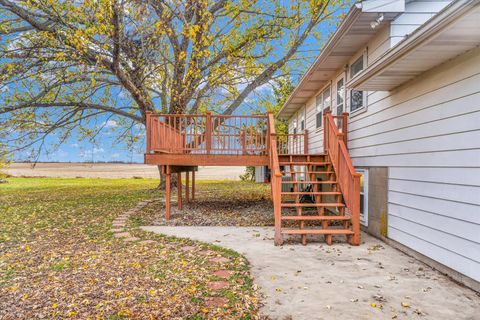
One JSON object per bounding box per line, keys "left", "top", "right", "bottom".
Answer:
{"left": 148, "top": 113, "right": 268, "bottom": 119}
{"left": 276, "top": 133, "right": 306, "bottom": 136}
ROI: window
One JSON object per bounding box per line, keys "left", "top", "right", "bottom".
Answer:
{"left": 336, "top": 78, "right": 344, "bottom": 116}
{"left": 350, "top": 56, "right": 364, "bottom": 78}
{"left": 349, "top": 55, "right": 365, "bottom": 112}
{"left": 356, "top": 169, "right": 369, "bottom": 226}
{"left": 315, "top": 94, "right": 322, "bottom": 128}
{"left": 323, "top": 87, "right": 331, "bottom": 112}
{"left": 292, "top": 119, "right": 297, "bottom": 134}
{"left": 300, "top": 113, "right": 305, "bottom": 131}
{"left": 350, "top": 89, "right": 364, "bottom": 112}
{"left": 315, "top": 86, "right": 331, "bottom": 128}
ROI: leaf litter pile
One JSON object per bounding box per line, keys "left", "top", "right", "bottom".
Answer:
{"left": 0, "top": 178, "right": 264, "bottom": 319}
{"left": 139, "top": 181, "right": 275, "bottom": 227}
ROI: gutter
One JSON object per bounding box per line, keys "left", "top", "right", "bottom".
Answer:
{"left": 347, "top": 0, "right": 479, "bottom": 89}
{"left": 277, "top": 5, "right": 363, "bottom": 118}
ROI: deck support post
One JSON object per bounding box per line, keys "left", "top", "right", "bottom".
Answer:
{"left": 185, "top": 171, "right": 190, "bottom": 203}
{"left": 192, "top": 171, "right": 195, "bottom": 201}
{"left": 165, "top": 165, "right": 171, "bottom": 220}
{"left": 177, "top": 172, "right": 182, "bottom": 210}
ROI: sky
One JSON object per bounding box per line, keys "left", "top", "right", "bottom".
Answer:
{"left": 2, "top": 1, "right": 351, "bottom": 163}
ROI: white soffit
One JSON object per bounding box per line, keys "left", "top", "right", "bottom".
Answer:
{"left": 277, "top": 8, "right": 395, "bottom": 119}
{"left": 348, "top": 1, "right": 480, "bottom": 91}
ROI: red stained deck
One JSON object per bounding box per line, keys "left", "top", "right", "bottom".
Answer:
{"left": 145, "top": 111, "right": 361, "bottom": 246}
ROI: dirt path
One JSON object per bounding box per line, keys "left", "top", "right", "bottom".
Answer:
{"left": 3, "top": 163, "right": 245, "bottom": 180}
{"left": 142, "top": 226, "right": 479, "bottom": 320}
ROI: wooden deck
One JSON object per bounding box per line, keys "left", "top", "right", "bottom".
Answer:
{"left": 145, "top": 111, "right": 361, "bottom": 246}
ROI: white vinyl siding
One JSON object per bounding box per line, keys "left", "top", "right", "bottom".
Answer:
{"left": 348, "top": 49, "right": 480, "bottom": 282}
{"left": 283, "top": 0, "right": 478, "bottom": 283}
{"left": 390, "top": 1, "right": 452, "bottom": 47}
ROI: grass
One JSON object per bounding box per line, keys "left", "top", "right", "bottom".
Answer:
{"left": 0, "top": 178, "right": 263, "bottom": 319}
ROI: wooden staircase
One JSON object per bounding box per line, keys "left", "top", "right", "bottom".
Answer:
{"left": 268, "top": 112, "right": 361, "bottom": 246}
{"left": 278, "top": 154, "right": 354, "bottom": 245}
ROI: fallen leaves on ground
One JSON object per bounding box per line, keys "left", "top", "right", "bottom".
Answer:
{"left": 0, "top": 178, "right": 264, "bottom": 319}
{"left": 139, "top": 181, "right": 275, "bottom": 227}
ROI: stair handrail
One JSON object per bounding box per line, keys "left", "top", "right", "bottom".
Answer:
{"left": 268, "top": 112, "right": 283, "bottom": 245}
{"left": 324, "top": 111, "right": 361, "bottom": 245}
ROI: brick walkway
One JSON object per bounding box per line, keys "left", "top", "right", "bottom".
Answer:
{"left": 110, "top": 200, "right": 235, "bottom": 308}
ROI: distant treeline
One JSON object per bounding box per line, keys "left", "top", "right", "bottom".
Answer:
{"left": 14, "top": 161, "right": 142, "bottom": 164}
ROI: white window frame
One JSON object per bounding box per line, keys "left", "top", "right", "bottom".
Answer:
{"left": 356, "top": 168, "right": 369, "bottom": 227}
{"left": 315, "top": 92, "right": 323, "bottom": 129}
{"left": 315, "top": 85, "right": 331, "bottom": 130}
{"left": 335, "top": 75, "right": 345, "bottom": 116}
{"left": 299, "top": 110, "right": 305, "bottom": 132}
{"left": 348, "top": 51, "right": 368, "bottom": 115}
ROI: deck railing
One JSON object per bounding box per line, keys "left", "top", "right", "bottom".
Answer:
{"left": 276, "top": 131, "right": 308, "bottom": 155}
{"left": 324, "top": 111, "right": 360, "bottom": 245}
{"left": 146, "top": 112, "right": 269, "bottom": 155}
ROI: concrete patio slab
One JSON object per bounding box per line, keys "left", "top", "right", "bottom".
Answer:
{"left": 141, "top": 226, "right": 479, "bottom": 320}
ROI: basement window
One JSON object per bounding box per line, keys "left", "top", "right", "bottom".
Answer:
{"left": 356, "top": 168, "right": 369, "bottom": 227}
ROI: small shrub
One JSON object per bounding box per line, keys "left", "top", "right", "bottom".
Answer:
{"left": 239, "top": 166, "right": 255, "bottom": 181}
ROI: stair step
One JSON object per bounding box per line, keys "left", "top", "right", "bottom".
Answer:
{"left": 281, "top": 229, "right": 354, "bottom": 235}
{"left": 281, "top": 191, "right": 341, "bottom": 195}
{"left": 290, "top": 171, "right": 334, "bottom": 174}
{"left": 282, "top": 215, "right": 350, "bottom": 221}
{"left": 281, "top": 203, "right": 345, "bottom": 207}
{"left": 282, "top": 180, "right": 337, "bottom": 184}
{"left": 280, "top": 162, "right": 330, "bottom": 166}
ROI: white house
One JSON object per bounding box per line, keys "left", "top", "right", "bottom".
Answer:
{"left": 277, "top": 0, "right": 480, "bottom": 290}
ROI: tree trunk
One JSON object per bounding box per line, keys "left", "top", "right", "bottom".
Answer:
{"left": 155, "top": 165, "right": 179, "bottom": 190}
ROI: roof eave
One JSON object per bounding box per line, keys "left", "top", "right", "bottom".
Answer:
{"left": 276, "top": 5, "right": 363, "bottom": 119}
{"left": 347, "top": 0, "right": 479, "bottom": 90}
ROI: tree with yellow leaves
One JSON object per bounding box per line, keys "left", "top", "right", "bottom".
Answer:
{"left": 0, "top": 0, "right": 349, "bottom": 178}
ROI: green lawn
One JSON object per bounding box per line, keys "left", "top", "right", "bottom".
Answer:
{"left": 0, "top": 178, "right": 261, "bottom": 319}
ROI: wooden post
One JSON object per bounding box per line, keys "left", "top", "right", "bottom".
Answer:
{"left": 323, "top": 111, "right": 330, "bottom": 153}
{"left": 177, "top": 172, "right": 182, "bottom": 210}
{"left": 146, "top": 111, "right": 152, "bottom": 154}
{"left": 266, "top": 112, "right": 272, "bottom": 154}
{"left": 192, "top": 171, "right": 195, "bottom": 201}
{"left": 206, "top": 112, "right": 212, "bottom": 154}
{"left": 165, "top": 165, "right": 171, "bottom": 220}
{"left": 303, "top": 129, "right": 308, "bottom": 154}
{"left": 273, "top": 171, "right": 283, "bottom": 246}
{"left": 185, "top": 171, "right": 190, "bottom": 203}
{"left": 242, "top": 130, "right": 247, "bottom": 154}
{"left": 350, "top": 173, "right": 362, "bottom": 246}
{"left": 342, "top": 112, "right": 349, "bottom": 147}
